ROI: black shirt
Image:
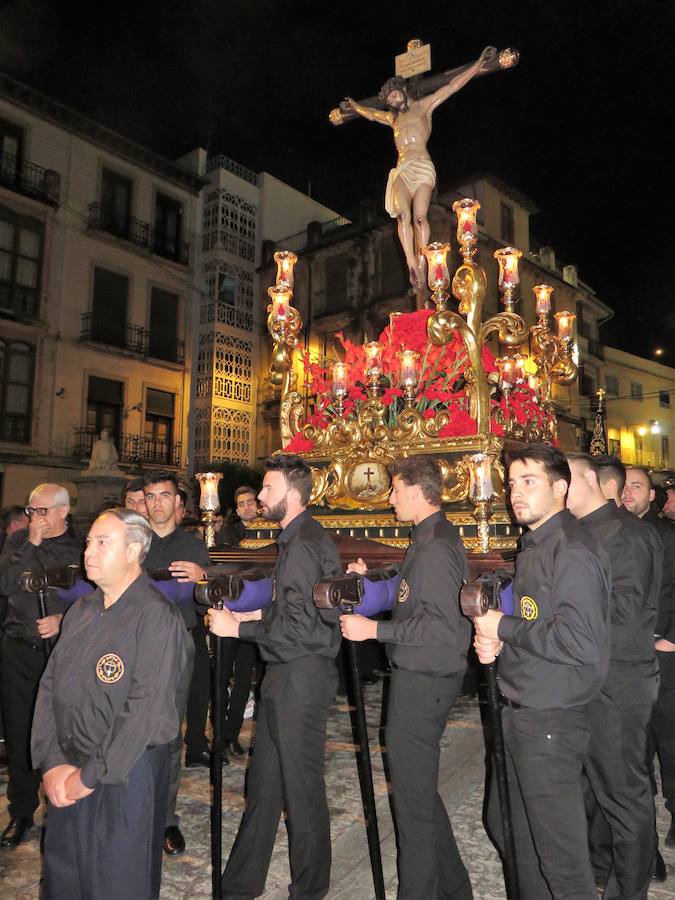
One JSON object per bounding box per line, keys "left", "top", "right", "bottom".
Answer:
{"left": 31, "top": 571, "right": 190, "bottom": 788}
{"left": 0, "top": 528, "right": 82, "bottom": 642}
{"left": 497, "top": 509, "right": 611, "bottom": 710}
{"left": 238, "top": 510, "right": 342, "bottom": 663}
{"left": 143, "top": 527, "right": 211, "bottom": 630}
{"left": 215, "top": 519, "right": 245, "bottom": 547}
{"left": 642, "top": 509, "right": 675, "bottom": 642}
{"left": 376, "top": 511, "right": 471, "bottom": 678}
{"left": 579, "top": 502, "right": 657, "bottom": 671}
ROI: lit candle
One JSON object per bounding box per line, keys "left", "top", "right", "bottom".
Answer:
{"left": 468, "top": 454, "right": 494, "bottom": 501}
{"left": 364, "top": 341, "right": 383, "bottom": 376}
{"left": 268, "top": 285, "right": 291, "bottom": 322}
{"left": 274, "top": 250, "right": 297, "bottom": 290}
{"left": 513, "top": 353, "right": 528, "bottom": 382}
{"left": 421, "top": 242, "right": 451, "bottom": 290}
{"left": 528, "top": 374, "right": 540, "bottom": 395}
{"left": 397, "top": 349, "right": 421, "bottom": 388}
{"left": 533, "top": 284, "right": 553, "bottom": 317}
{"left": 495, "top": 356, "right": 515, "bottom": 387}
{"left": 196, "top": 472, "right": 222, "bottom": 512}
{"left": 555, "top": 310, "right": 575, "bottom": 341}
{"left": 331, "top": 361, "right": 349, "bottom": 397}
{"left": 452, "top": 198, "right": 480, "bottom": 245}
{"left": 388, "top": 311, "right": 402, "bottom": 339}
{"left": 494, "top": 247, "right": 522, "bottom": 288}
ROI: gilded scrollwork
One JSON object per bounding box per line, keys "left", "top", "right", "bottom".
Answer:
{"left": 479, "top": 312, "right": 528, "bottom": 348}
{"left": 280, "top": 389, "right": 304, "bottom": 447}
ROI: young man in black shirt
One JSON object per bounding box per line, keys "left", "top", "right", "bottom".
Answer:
{"left": 31, "top": 508, "right": 189, "bottom": 900}
{"left": 622, "top": 466, "right": 675, "bottom": 871}
{"left": 341, "top": 455, "right": 474, "bottom": 900}
{"left": 208, "top": 456, "right": 342, "bottom": 900}
{"left": 474, "top": 443, "right": 611, "bottom": 899}
{"left": 567, "top": 452, "right": 659, "bottom": 896}
{"left": 142, "top": 470, "right": 211, "bottom": 856}
{"left": 215, "top": 485, "right": 260, "bottom": 758}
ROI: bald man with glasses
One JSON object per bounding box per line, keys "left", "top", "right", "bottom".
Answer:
{"left": 0, "top": 483, "right": 82, "bottom": 848}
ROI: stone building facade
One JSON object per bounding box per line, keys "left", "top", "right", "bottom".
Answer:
{"left": 0, "top": 73, "right": 201, "bottom": 507}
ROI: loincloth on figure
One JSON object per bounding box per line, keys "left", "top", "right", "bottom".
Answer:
{"left": 384, "top": 157, "right": 437, "bottom": 218}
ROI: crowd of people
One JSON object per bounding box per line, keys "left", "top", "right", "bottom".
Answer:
{"left": 0, "top": 448, "right": 673, "bottom": 900}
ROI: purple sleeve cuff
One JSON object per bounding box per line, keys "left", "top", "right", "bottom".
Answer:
{"left": 56, "top": 580, "right": 94, "bottom": 603}
{"left": 499, "top": 584, "right": 514, "bottom": 616}
{"left": 225, "top": 578, "right": 273, "bottom": 612}
{"left": 354, "top": 576, "right": 397, "bottom": 617}
{"left": 152, "top": 579, "right": 194, "bottom": 607}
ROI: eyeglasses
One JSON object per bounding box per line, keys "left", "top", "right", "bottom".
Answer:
{"left": 25, "top": 506, "right": 59, "bottom": 517}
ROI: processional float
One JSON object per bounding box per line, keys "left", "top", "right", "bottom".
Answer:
{"left": 204, "top": 40, "right": 579, "bottom": 900}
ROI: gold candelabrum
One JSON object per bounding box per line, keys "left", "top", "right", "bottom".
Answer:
{"left": 263, "top": 198, "right": 578, "bottom": 549}
{"left": 266, "top": 251, "right": 303, "bottom": 445}
{"left": 196, "top": 471, "right": 223, "bottom": 548}
{"left": 528, "top": 284, "right": 578, "bottom": 403}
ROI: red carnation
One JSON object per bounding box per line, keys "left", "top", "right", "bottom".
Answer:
{"left": 284, "top": 434, "right": 315, "bottom": 453}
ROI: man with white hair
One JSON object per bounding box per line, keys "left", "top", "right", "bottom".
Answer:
{"left": 31, "top": 508, "right": 189, "bottom": 899}
{"left": 0, "top": 483, "right": 81, "bottom": 848}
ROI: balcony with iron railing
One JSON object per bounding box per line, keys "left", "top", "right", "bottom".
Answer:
{"left": 79, "top": 313, "right": 185, "bottom": 364}
{"left": 87, "top": 202, "right": 149, "bottom": 247}
{"left": 80, "top": 312, "right": 146, "bottom": 353}
{"left": 146, "top": 332, "right": 185, "bottom": 364}
{"left": 71, "top": 427, "right": 182, "bottom": 467}
{"left": 151, "top": 230, "right": 189, "bottom": 266}
{"left": 0, "top": 152, "right": 60, "bottom": 205}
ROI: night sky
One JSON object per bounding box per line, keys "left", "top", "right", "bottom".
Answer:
{"left": 2, "top": 0, "right": 673, "bottom": 360}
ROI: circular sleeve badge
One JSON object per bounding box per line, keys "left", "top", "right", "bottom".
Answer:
{"left": 96, "top": 653, "right": 125, "bottom": 684}
{"left": 397, "top": 578, "right": 410, "bottom": 603}
{"left": 519, "top": 596, "right": 539, "bottom": 621}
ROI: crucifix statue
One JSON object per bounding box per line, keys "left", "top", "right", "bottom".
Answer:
{"left": 330, "top": 41, "right": 519, "bottom": 308}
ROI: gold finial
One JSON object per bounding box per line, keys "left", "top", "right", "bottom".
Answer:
{"left": 498, "top": 48, "right": 520, "bottom": 69}
{"left": 329, "top": 107, "right": 344, "bottom": 127}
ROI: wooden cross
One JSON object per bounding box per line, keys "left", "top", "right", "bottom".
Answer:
{"left": 329, "top": 40, "right": 519, "bottom": 126}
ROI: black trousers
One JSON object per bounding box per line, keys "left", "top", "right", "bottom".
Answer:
{"left": 222, "top": 655, "right": 337, "bottom": 900}
{"left": 184, "top": 618, "right": 211, "bottom": 756}
{"left": 386, "top": 668, "right": 473, "bottom": 900}
{"left": 650, "top": 650, "right": 675, "bottom": 807}
{"left": 0, "top": 636, "right": 46, "bottom": 819}
{"left": 218, "top": 638, "right": 257, "bottom": 743}
{"left": 585, "top": 671, "right": 658, "bottom": 900}
{"left": 166, "top": 631, "right": 195, "bottom": 827}
{"left": 487, "top": 704, "right": 596, "bottom": 900}
{"left": 44, "top": 743, "right": 169, "bottom": 900}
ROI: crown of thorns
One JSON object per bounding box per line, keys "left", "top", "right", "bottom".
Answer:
{"left": 378, "top": 76, "right": 408, "bottom": 103}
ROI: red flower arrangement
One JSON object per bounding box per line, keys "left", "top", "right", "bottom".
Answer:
{"left": 292, "top": 311, "right": 553, "bottom": 451}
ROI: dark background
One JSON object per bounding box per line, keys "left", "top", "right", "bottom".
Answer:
{"left": 2, "top": 0, "right": 672, "bottom": 359}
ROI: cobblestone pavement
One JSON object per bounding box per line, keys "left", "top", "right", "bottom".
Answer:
{"left": 2, "top": 684, "right": 675, "bottom": 899}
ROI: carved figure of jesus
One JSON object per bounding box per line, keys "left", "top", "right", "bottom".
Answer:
{"left": 344, "top": 47, "right": 497, "bottom": 301}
